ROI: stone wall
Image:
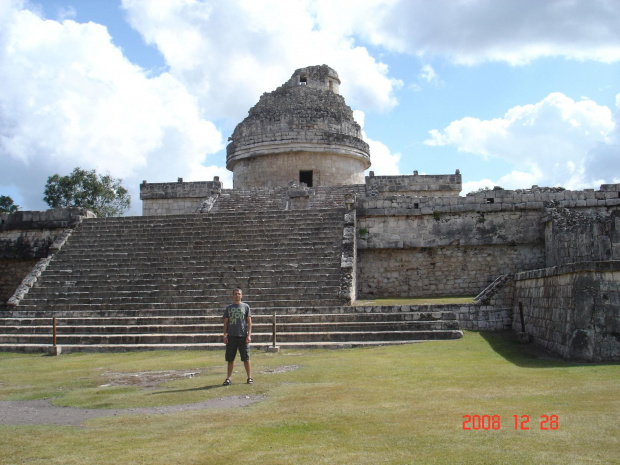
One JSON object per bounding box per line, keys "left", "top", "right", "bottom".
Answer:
{"left": 232, "top": 152, "right": 367, "bottom": 189}
{"left": 357, "top": 209, "right": 544, "bottom": 249}
{"left": 226, "top": 66, "right": 370, "bottom": 189}
{"left": 1, "top": 208, "right": 91, "bottom": 258}
{"left": 513, "top": 261, "right": 620, "bottom": 362}
{"left": 454, "top": 304, "right": 512, "bottom": 331}
{"left": 355, "top": 184, "right": 620, "bottom": 300}
{"left": 284, "top": 64, "right": 341, "bottom": 93}
{"left": 0, "top": 208, "right": 92, "bottom": 307}
{"left": 357, "top": 245, "right": 545, "bottom": 298}
{"left": 0, "top": 258, "right": 38, "bottom": 309}
{"left": 359, "top": 184, "right": 620, "bottom": 218}
{"left": 140, "top": 178, "right": 222, "bottom": 216}
{"left": 339, "top": 198, "right": 357, "bottom": 301}
{"left": 544, "top": 207, "right": 620, "bottom": 267}
{"left": 365, "top": 171, "right": 462, "bottom": 198}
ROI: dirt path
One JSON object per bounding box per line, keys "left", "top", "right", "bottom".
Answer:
{"left": 0, "top": 365, "right": 300, "bottom": 426}
{"left": 0, "top": 395, "right": 265, "bottom": 427}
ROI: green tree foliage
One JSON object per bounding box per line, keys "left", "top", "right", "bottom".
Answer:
{"left": 0, "top": 195, "right": 19, "bottom": 213}
{"left": 43, "top": 168, "right": 130, "bottom": 217}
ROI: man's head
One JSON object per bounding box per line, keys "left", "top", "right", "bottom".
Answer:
{"left": 232, "top": 288, "right": 242, "bottom": 303}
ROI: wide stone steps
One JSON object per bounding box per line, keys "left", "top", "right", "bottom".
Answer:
{"left": 38, "top": 266, "right": 339, "bottom": 276}
{"left": 26, "top": 281, "right": 341, "bottom": 296}
{"left": 1, "top": 320, "right": 458, "bottom": 337}
{"left": 210, "top": 186, "right": 366, "bottom": 213}
{"left": 53, "top": 247, "right": 340, "bottom": 257}
{"left": 15, "top": 296, "right": 344, "bottom": 309}
{"left": 2, "top": 206, "right": 466, "bottom": 351}
{"left": 31, "top": 274, "right": 340, "bottom": 286}
{"left": 42, "top": 255, "right": 340, "bottom": 268}
{"left": 1, "top": 331, "right": 460, "bottom": 346}
{"left": 0, "top": 311, "right": 458, "bottom": 326}
{"left": 14, "top": 209, "right": 346, "bottom": 313}
{"left": 24, "top": 284, "right": 341, "bottom": 298}
{"left": 12, "top": 298, "right": 348, "bottom": 312}
{"left": 0, "top": 307, "right": 463, "bottom": 353}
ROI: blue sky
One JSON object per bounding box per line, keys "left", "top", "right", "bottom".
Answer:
{"left": 1, "top": 0, "right": 619, "bottom": 215}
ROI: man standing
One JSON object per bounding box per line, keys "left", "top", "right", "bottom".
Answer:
{"left": 222, "top": 288, "right": 252, "bottom": 385}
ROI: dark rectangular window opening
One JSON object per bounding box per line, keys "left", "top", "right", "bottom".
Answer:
{"left": 299, "top": 75, "right": 307, "bottom": 85}
{"left": 486, "top": 198, "right": 495, "bottom": 204}
{"left": 299, "top": 170, "right": 313, "bottom": 187}
{"left": 414, "top": 203, "right": 419, "bottom": 209}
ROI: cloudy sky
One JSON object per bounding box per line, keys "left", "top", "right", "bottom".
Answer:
{"left": 1, "top": 0, "right": 619, "bottom": 215}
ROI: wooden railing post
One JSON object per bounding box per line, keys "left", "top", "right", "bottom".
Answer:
{"left": 267, "top": 310, "right": 280, "bottom": 353}
{"left": 49, "top": 316, "right": 61, "bottom": 355}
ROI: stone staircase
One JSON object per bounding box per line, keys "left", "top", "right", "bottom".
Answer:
{"left": 0, "top": 208, "right": 462, "bottom": 353}
{"left": 211, "top": 185, "right": 366, "bottom": 213}
{"left": 0, "top": 306, "right": 462, "bottom": 353}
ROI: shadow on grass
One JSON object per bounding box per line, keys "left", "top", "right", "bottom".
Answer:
{"left": 479, "top": 331, "right": 582, "bottom": 368}
{"left": 148, "top": 384, "right": 225, "bottom": 395}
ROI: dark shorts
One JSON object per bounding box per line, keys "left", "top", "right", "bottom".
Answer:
{"left": 225, "top": 336, "right": 250, "bottom": 362}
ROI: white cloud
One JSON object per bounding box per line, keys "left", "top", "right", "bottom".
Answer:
{"left": 583, "top": 94, "right": 620, "bottom": 185}
{"left": 462, "top": 179, "right": 495, "bottom": 195}
{"left": 121, "top": 0, "right": 401, "bottom": 123}
{"left": 354, "top": 110, "right": 401, "bottom": 175}
{"left": 425, "top": 93, "right": 617, "bottom": 189}
{"left": 344, "top": 0, "right": 620, "bottom": 65}
{"left": 419, "top": 64, "right": 440, "bottom": 85}
{"left": 0, "top": 3, "right": 224, "bottom": 214}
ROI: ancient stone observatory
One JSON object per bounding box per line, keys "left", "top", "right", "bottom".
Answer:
{"left": 226, "top": 65, "right": 370, "bottom": 189}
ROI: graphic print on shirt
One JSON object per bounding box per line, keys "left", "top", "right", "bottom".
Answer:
{"left": 227, "top": 306, "right": 245, "bottom": 327}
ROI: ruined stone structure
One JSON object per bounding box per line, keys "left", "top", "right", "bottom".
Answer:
{"left": 0, "top": 209, "right": 94, "bottom": 310}
{"left": 226, "top": 65, "right": 370, "bottom": 189}
{"left": 1, "top": 65, "right": 618, "bottom": 361}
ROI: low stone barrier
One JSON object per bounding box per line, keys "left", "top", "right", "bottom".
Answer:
{"left": 513, "top": 261, "right": 620, "bottom": 361}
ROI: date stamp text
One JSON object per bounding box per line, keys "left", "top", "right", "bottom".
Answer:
{"left": 462, "top": 415, "right": 559, "bottom": 430}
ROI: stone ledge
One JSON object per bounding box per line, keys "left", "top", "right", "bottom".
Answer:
{"left": 514, "top": 260, "right": 620, "bottom": 281}
{"left": 0, "top": 208, "right": 93, "bottom": 231}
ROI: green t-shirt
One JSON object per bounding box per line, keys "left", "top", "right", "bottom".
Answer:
{"left": 223, "top": 303, "right": 251, "bottom": 338}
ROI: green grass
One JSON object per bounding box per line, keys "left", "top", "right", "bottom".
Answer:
{"left": 354, "top": 296, "right": 476, "bottom": 305}
{"left": 0, "top": 331, "right": 618, "bottom": 464}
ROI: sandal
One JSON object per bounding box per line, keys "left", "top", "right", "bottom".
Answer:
{"left": 247, "top": 377, "right": 253, "bottom": 384}
{"left": 223, "top": 378, "right": 232, "bottom": 386}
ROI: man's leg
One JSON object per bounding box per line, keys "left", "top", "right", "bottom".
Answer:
{"left": 224, "top": 340, "right": 236, "bottom": 383}
{"left": 239, "top": 341, "right": 252, "bottom": 382}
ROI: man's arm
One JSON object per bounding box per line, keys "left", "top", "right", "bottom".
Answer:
{"left": 246, "top": 316, "right": 252, "bottom": 343}
{"left": 223, "top": 317, "right": 229, "bottom": 344}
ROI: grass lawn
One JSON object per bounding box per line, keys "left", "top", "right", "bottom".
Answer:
{"left": 0, "top": 331, "right": 618, "bottom": 464}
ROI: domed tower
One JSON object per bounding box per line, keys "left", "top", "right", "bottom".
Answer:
{"left": 226, "top": 65, "right": 371, "bottom": 189}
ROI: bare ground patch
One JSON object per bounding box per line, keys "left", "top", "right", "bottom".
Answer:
{"left": 99, "top": 369, "right": 204, "bottom": 389}
{"left": 0, "top": 396, "right": 265, "bottom": 427}
{"left": 0, "top": 365, "right": 299, "bottom": 426}
{"left": 259, "top": 364, "right": 300, "bottom": 374}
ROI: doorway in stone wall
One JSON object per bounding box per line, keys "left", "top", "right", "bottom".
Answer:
{"left": 299, "top": 170, "right": 313, "bottom": 187}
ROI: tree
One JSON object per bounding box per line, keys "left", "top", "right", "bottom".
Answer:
{"left": 0, "top": 195, "right": 19, "bottom": 213}
{"left": 43, "top": 168, "right": 131, "bottom": 217}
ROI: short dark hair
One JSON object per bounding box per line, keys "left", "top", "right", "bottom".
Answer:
{"left": 233, "top": 288, "right": 242, "bottom": 294}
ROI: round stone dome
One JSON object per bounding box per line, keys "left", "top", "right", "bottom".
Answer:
{"left": 226, "top": 65, "right": 371, "bottom": 189}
